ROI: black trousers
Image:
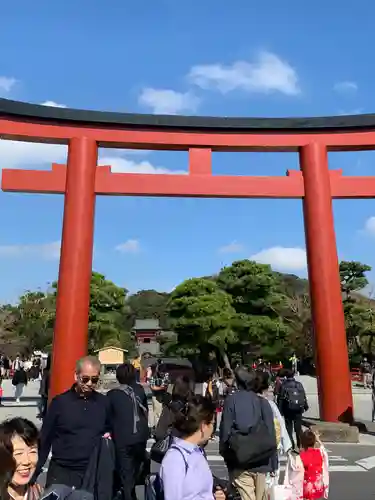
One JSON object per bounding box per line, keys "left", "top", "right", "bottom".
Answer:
{"left": 284, "top": 412, "right": 303, "bottom": 449}
{"left": 46, "top": 460, "right": 85, "bottom": 489}
{"left": 40, "top": 396, "right": 48, "bottom": 418}
{"left": 213, "top": 412, "right": 218, "bottom": 436}
{"left": 116, "top": 442, "right": 147, "bottom": 500}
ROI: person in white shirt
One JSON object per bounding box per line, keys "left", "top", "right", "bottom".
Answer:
{"left": 255, "top": 370, "right": 292, "bottom": 487}
{"left": 12, "top": 355, "right": 23, "bottom": 371}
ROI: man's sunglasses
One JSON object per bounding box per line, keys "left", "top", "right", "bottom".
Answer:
{"left": 79, "top": 375, "right": 100, "bottom": 384}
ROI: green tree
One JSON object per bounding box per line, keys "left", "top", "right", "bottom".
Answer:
{"left": 125, "top": 290, "right": 170, "bottom": 330}
{"left": 168, "top": 278, "right": 236, "bottom": 367}
{"left": 283, "top": 292, "right": 313, "bottom": 358}
{"left": 339, "top": 260, "right": 373, "bottom": 355}
{"left": 10, "top": 291, "right": 55, "bottom": 353}
{"left": 340, "top": 261, "right": 372, "bottom": 299}
{"left": 217, "top": 260, "right": 290, "bottom": 360}
{"left": 11, "top": 272, "right": 135, "bottom": 353}
{"left": 54, "top": 272, "right": 132, "bottom": 351}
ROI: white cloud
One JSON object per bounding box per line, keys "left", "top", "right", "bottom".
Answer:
{"left": 139, "top": 88, "right": 199, "bottom": 114}
{"left": 250, "top": 246, "right": 307, "bottom": 272}
{"left": 99, "top": 156, "right": 186, "bottom": 175}
{"left": 364, "top": 216, "right": 375, "bottom": 236}
{"left": 218, "top": 241, "right": 245, "bottom": 254}
{"left": 41, "top": 101, "right": 67, "bottom": 108}
{"left": 334, "top": 81, "right": 358, "bottom": 94}
{"left": 0, "top": 99, "right": 175, "bottom": 173}
{"left": 0, "top": 76, "right": 17, "bottom": 95}
{"left": 338, "top": 108, "right": 364, "bottom": 115}
{"left": 115, "top": 239, "right": 140, "bottom": 254}
{"left": 0, "top": 140, "right": 67, "bottom": 168}
{"left": 0, "top": 99, "right": 69, "bottom": 168}
{"left": 100, "top": 148, "right": 151, "bottom": 157}
{"left": 188, "top": 51, "right": 300, "bottom": 96}
{"left": 0, "top": 241, "right": 60, "bottom": 260}
{"left": 0, "top": 140, "right": 182, "bottom": 175}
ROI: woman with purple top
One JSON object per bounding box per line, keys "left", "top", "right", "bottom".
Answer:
{"left": 160, "top": 395, "right": 225, "bottom": 500}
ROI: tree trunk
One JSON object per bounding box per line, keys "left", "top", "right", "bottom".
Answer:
{"left": 220, "top": 349, "right": 232, "bottom": 370}
{"left": 354, "top": 335, "right": 363, "bottom": 355}
{"left": 368, "top": 335, "right": 375, "bottom": 354}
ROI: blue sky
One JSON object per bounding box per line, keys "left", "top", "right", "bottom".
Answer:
{"left": 1, "top": 0, "right": 375, "bottom": 303}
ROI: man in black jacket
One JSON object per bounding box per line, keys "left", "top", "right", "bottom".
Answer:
{"left": 35, "top": 356, "right": 111, "bottom": 489}
{"left": 107, "top": 363, "right": 149, "bottom": 500}
{"left": 220, "top": 367, "right": 277, "bottom": 500}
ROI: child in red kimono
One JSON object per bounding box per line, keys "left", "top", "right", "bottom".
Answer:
{"left": 299, "top": 430, "right": 329, "bottom": 500}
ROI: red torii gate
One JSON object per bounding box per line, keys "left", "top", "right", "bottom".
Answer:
{"left": 2, "top": 99, "right": 375, "bottom": 422}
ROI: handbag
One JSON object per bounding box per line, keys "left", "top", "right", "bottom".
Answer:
{"left": 228, "top": 396, "right": 277, "bottom": 467}
{"left": 213, "top": 475, "right": 241, "bottom": 500}
{"left": 150, "top": 430, "right": 174, "bottom": 463}
{"left": 268, "top": 485, "right": 294, "bottom": 500}
{"left": 283, "top": 451, "right": 304, "bottom": 500}
{"left": 135, "top": 451, "right": 151, "bottom": 486}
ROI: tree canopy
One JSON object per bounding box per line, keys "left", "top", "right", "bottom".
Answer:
{"left": 168, "top": 278, "right": 236, "bottom": 365}
{"left": 1, "top": 259, "right": 374, "bottom": 363}
{"left": 1, "top": 272, "right": 133, "bottom": 355}
{"left": 124, "top": 290, "right": 170, "bottom": 330}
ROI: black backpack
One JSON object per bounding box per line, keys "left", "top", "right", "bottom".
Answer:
{"left": 150, "top": 429, "right": 174, "bottom": 464}
{"left": 145, "top": 446, "right": 188, "bottom": 500}
{"left": 228, "top": 396, "right": 277, "bottom": 468}
{"left": 283, "top": 382, "right": 305, "bottom": 412}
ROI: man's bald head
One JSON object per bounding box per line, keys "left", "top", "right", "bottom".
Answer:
{"left": 75, "top": 356, "right": 101, "bottom": 394}
{"left": 76, "top": 356, "right": 101, "bottom": 374}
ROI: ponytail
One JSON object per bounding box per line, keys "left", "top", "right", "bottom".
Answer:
{"left": 173, "top": 395, "right": 216, "bottom": 437}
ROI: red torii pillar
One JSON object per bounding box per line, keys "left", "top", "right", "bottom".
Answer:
{"left": 301, "top": 143, "right": 352, "bottom": 422}
{"left": 50, "top": 137, "right": 97, "bottom": 398}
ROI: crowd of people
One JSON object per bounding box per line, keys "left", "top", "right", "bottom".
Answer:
{"left": 0, "top": 356, "right": 329, "bottom": 500}
{"left": 0, "top": 353, "right": 47, "bottom": 381}
{"left": 0, "top": 353, "right": 50, "bottom": 417}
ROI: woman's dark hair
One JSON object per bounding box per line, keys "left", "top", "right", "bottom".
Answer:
{"left": 0, "top": 443, "right": 15, "bottom": 500}
{"left": 284, "top": 369, "right": 294, "bottom": 379}
{"left": 223, "top": 368, "right": 233, "bottom": 379}
{"left": 0, "top": 418, "right": 39, "bottom": 456}
{"left": 173, "top": 395, "right": 216, "bottom": 437}
{"left": 157, "top": 363, "right": 167, "bottom": 375}
{"left": 254, "top": 370, "right": 270, "bottom": 394}
{"left": 172, "top": 376, "right": 194, "bottom": 402}
{"left": 234, "top": 366, "right": 258, "bottom": 392}
{"left": 300, "top": 429, "right": 317, "bottom": 449}
{"left": 116, "top": 363, "right": 136, "bottom": 385}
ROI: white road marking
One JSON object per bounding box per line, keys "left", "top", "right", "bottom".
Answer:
{"left": 144, "top": 453, "right": 350, "bottom": 465}
{"left": 303, "top": 465, "right": 365, "bottom": 473}
{"left": 40, "top": 458, "right": 365, "bottom": 473}
{"left": 278, "top": 455, "right": 347, "bottom": 463}
{"left": 40, "top": 443, "right": 359, "bottom": 474}
{"left": 355, "top": 455, "right": 375, "bottom": 470}
{"left": 209, "top": 464, "right": 366, "bottom": 472}
{"left": 207, "top": 456, "right": 348, "bottom": 464}
{"left": 146, "top": 446, "right": 347, "bottom": 463}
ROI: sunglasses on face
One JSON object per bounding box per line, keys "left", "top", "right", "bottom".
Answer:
{"left": 79, "top": 375, "right": 100, "bottom": 384}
